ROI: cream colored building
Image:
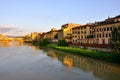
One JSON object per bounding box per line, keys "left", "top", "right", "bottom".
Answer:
{"left": 72, "top": 24, "right": 93, "bottom": 44}
{"left": 72, "top": 15, "right": 120, "bottom": 45}
{"left": 93, "top": 23, "right": 120, "bottom": 44}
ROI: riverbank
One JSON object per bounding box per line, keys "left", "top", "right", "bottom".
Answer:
{"left": 47, "top": 44, "right": 120, "bottom": 64}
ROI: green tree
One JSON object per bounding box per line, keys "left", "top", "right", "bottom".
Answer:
{"left": 57, "top": 39, "right": 68, "bottom": 47}
{"left": 39, "top": 38, "right": 49, "bottom": 46}
{"left": 110, "top": 26, "right": 120, "bottom": 60}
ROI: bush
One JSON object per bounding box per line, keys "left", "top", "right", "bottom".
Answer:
{"left": 47, "top": 44, "right": 119, "bottom": 64}
{"left": 57, "top": 39, "right": 68, "bottom": 47}
{"left": 39, "top": 38, "right": 49, "bottom": 46}
{"left": 33, "top": 41, "right": 40, "bottom": 46}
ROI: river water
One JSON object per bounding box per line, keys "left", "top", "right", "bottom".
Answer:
{"left": 0, "top": 42, "right": 120, "bottom": 80}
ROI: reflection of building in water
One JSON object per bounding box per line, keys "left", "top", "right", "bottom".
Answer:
{"left": 63, "top": 56, "right": 73, "bottom": 68}
{"left": 56, "top": 52, "right": 92, "bottom": 72}
{"left": 0, "top": 42, "right": 9, "bottom": 47}
{"left": 0, "top": 40, "right": 24, "bottom": 47}
{"left": 93, "top": 62, "right": 120, "bottom": 80}
{"left": 47, "top": 51, "right": 57, "bottom": 60}
{"left": 53, "top": 51, "right": 120, "bottom": 79}
{"left": 31, "top": 46, "right": 39, "bottom": 51}
{"left": 18, "top": 42, "right": 23, "bottom": 45}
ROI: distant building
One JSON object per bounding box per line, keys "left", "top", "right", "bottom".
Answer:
{"left": 0, "top": 34, "right": 8, "bottom": 40}
{"left": 45, "top": 28, "right": 58, "bottom": 42}
{"left": 24, "top": 32, "right": 40, "bottom": 42}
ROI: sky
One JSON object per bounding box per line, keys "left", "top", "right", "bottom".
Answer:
{"left": 0, "top": 0, "right": 120, "bottom": 36}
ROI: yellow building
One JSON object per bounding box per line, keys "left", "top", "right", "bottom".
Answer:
{"left": 45, "top": 28, "right": 58, "bottom": 42}
{"left": 0, "top": 34, "right": 9, "bottom": 41}
{"left": 23, "top": 32, "right": 40, "bottom": 42}
{"left": 61, "top": 23, "right": 81, "bottom": 43}
{"left": 31, "top": 32, "right": 39, "bottom": 41}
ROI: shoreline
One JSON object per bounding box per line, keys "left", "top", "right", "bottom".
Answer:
{"left": 47, "top": 44, "right": 120, "bottom": 64}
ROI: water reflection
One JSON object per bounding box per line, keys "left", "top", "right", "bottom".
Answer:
{"left": 0, "top": 41, "right": 24, "bottom": 47}
{"left": 0, "top": 42, "right": 120, "bottom": 80}
{"left": 47, "top": 50, "right": 120, "bottom": 80}
{"left": 63, "top": 56, "right": 73, "bottom": 68}
{"left": 47, "top": 51, "right": 57, "bottom": 60}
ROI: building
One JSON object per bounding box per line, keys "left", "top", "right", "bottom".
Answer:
{"left": 93, "top": 15, "right": 120, "bottom": 44}
{"left": 0, "top": 34, "right": 9, "bottom": 41}
{"left": 61, "top": 23, "right": 81, "bottom": 43}
{"left": 72, "top": 15, "right": 120, "bottom": 47}
{"left": 57, "top": 29, "right": 63, "bottom": 40}
{"left": 72, "top": 24, "right": 93, "bottom": 44}
{"left": 23, "top": 32, "right": 40, "bottom": 42}
{"left": 45, "top": 28, "right": 58, "bottom": 42}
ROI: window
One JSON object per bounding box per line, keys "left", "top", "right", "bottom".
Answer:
{"left": 97, "top": 29, "right": 98, "bottom": 32}
{"left": 103, "top": 34, "right": 104, "bottom": 37}
{"left": 109, "top": 33, "right": 111, "bottom": 37}
{"left": 110, "top": 27, "right": 112, "bottom": 31}
{"left": 97, "top": 34, "right": 99, "bottom": 38}
{"left": 84, "top": 26, "right": 86, "bottom": 29}
{"left": 104, "top": 28, "right": 106, "bottom": 31}
{"left": 75, "top": 40, "right": 77, "bottom": 43}
{"left": 81, "top": 35, "right": 83, "bottom": 39}
{"left": 107, "top": 27, "right": 109, "bottom": 31}
{"left": 89, "top": 27, "right": 91, "bottom": 29}
{"left": 106, "top": 34, "right": 108, "bottom": 37}
{"left": 100, "top": 34, "right": 101, "bottom": 38}
{"left": 84, "top": 31, "right": 86, "bottom": 34}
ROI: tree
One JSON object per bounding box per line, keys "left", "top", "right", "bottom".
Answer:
{"left": 109, "top": 26, "right": 120, "bottom": 60}
{"left": 39, "top": 38, "right": 49, "bottom": 46}
{"left": 57, "top": 39, "right": 68, "bottom": 47}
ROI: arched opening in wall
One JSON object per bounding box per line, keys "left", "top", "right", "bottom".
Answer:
{"left": 102, "top": 39, "right": 105, "bottom": 44}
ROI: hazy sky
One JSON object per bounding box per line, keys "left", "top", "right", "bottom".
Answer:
{"left": 0, "top": 0, "right": 120, "bottom": 36}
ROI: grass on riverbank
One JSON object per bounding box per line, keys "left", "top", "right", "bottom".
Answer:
{"left": 47, "top": 44, "right": 119, "bottom": 64}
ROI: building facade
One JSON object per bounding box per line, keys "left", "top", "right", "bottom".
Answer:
{"left": 45, "top": 28, "right": 58, "bottom": 42}
{"left": 57, "top": 30, "right": 63, "bottom": 40}
{"left": 72, "top": 15, "right": 120, "bottom": 46}
{"left": 61, "top": 23, "right": 81, "bottom": 43}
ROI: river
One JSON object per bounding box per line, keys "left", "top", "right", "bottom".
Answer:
{"left": 0, "top": 42, "right": 120, "bottom": 80}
